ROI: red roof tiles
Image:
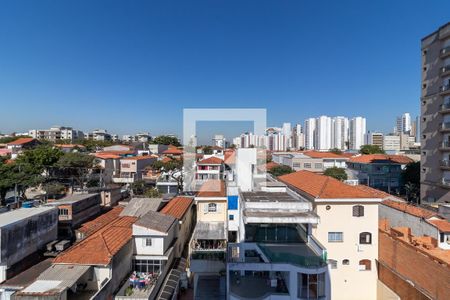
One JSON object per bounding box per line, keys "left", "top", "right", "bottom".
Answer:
{"left": 54, "top": 216, "right": 136, "bottom": 265}
{"left": 428, "top": 219, "right": 450, "bottom": 232}
{"left": 94, "top": 153, "right": 121, "bottom": 159}
{"left": 77, "top": 207, "right": 124, "bottom": 238}
{"left": 161, "top": 197, "right": 193, "bottom": 219}
{"left": 121, "top": 155, "right": 156, "bottom": 161}
{"left": 382, "top": 199, "right": 437, "bottom": 219}
{"left": 198, "top": 157, "right": 223, "bottom": 165}
{"left": 303, "top": 151, "right": 349, "bottom": 159}
{"left": 196, "top": 180, "right": 226, "bottom": 198}
{"left": 7, "top": 138, "right": 36, "bottom": 145}
{"left": 224, "top": 150, "right": 236, "bottom": 165}
{"left": 162, "top": 148, "right": 183, "bottom": 155}
{"left": 279, "top": 170, "right": 383, "bottom": 199}
{"left": 349, "top": 154, "right": 414, "bottom": 164}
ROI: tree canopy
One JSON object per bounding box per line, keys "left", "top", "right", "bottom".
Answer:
{"left": 151, "top": 135, "right": 181, "bottom": 147}
{"left": 401, "top": 161, "right": 420, "bottom": 202}
{"left": 269, "top": 165, "right": 294, "bottom": 177}
{"left": 324, "top": 167, "right": 348, "bottom": 181}
{"left": 359, "top": 144, "right": 385, "bottom": 154}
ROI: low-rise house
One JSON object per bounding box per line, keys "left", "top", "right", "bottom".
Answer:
{"left": 195, "top": 156, "right": 224, "bottom": 182}
{"left": 75, "top": 206, "right": 124, "bottom": 241}
{"left": 148, "top": 144, "right": 169, "bottom": 155}
{"left": 119, "top": 197, "right": 164, "bottom": 218}
{"left": 6, "top": 138, "right": 39, "bottom": 159}
{"left": 279, "top": 171, "right": 384, "bottom": 300}
{"left": 346, "top": 154, "right": 414, "bottom": 193}
{"left": 0, "top": 207, "right": 58, "bottom": 283}
{"left": 54, "top": 144, "right": 85, "bottom": 153}
{"left": 46, "top": 193, "right": 102, "bottom": 238}
{"left": 93, "top": 153, "right": 121, "bottom": 184}
{"left": 115, "top": 211, "right": 177, "bottom": 300}
{"left": 272, "top": 151, "right": 349, "bottom": 173}
{"left": 114, "top": 156, "right": 157, "bottom": 184}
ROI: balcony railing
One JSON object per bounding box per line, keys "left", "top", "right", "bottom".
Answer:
{"left": 442, "top": 103, "right": 450, "bottom": 111}
{"left": 442, "top": 141, "right": 450, "bottom": 148}
{"left": 258, "top": 244, "right": 327, "bottom": 268}
{"left": 441, "top": 85, "right": 450, "bottom": 94}
{"left": 441, "top": 46, "right": 450, "bottom": 58}
{"left": 442, "top": 178, "right": 450, "bottom": 187}
{"left": 441, "top": 122, "right": 450, "bottom": 131}
{"left": 441, "top": 65, "right": 450, "bottom": 75}
{"left": 440, "top": 160, "right": 450, "bottom": 167}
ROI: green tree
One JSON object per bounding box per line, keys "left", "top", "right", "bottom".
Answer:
{"left": 144, "top": 188, "right": 162, "bottom": 198}
{"left": 151, "top": 135, "right": 181, "bottom": 147}
{"left": 324, "top": 167, "right": 348, "bottom": 181}
{"left": 329, "top": 148, "right": 343, "bottom": 154}
{"left": 130, "top": 180, "right": 147, "bottom": 195}
{"left": 401, "top": 161, "right": 420, "bottom": 202}
{"left": 43, "top": 182, "right": 66, "bottom": 198}
{"left": 0, "top": 163, "right": 14, "bottom": 206}
{"left": 55, "top": 152, "right": 95, "bottom": 187}
{"left": 15, "top": 145, "right": 63, "bottom": 175}
{"left": 269, "top": 165, "right": 294, "bottom": 177}
{"left": 359, "top": 144, "right": 385, "bottom": 154}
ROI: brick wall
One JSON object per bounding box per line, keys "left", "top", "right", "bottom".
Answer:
{"left": 379, "top": 229, "right": 450, "bottom": 299}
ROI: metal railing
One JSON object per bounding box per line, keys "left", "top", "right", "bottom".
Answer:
{"left": 443, "top": 141, "right": 450, "bottom": 148}
{"left": 441, "top": 65, "right": 450, "bottom": 75}
{"left": 441, "top": 85, "right": 450, "bottom": 93}
{"left": 441, "top": 46, "right": 450, "bottom": 57}
{"left": 441, "top": 122, "right": 450, "bottom": 130}
{"left": 258, "top": 244, "right": 327, "bottom": 268}
{"left": 442, "top": 178, "right": 450, "bottom": 186}
{"left": 440, "top": 160, "right": 450, "bottom": 167}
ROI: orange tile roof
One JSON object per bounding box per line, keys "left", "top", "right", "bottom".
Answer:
{"left": 121, "top": 155, "right": 156, "bottom": 161}
{"left": 94, "top": 153, "right": 121, "bottom": 159}
{"left": 196, "top": 180, "right": 226, "bottom": 197}
{"left": 55, "top": 144, "right": 85, "bottom": 148}
{"left": 77, "top": 207, "right": 124, "bottom": 237}
{"left": 162, "top": 148, "right": 183, "bottom": 155}
{"left": 303, "top": 151, "right": 349, "bottom": 159}
{"left": 54, "top": 216, "right": 137, "bottom": 265}
{"left": 99, "top": 150, "right": 136, "bottom": 155}
{"left": 161, "top": 156, "right": 172, "bottom": 163}
{"left": 353, "top": 185, "right": 404, "bottom": 200}
{"left": 279, "top": 170, "right": 383, "bottom": 199}
{"left": 198, "top": 157, "right": 223, "bottom": 165}
{"left": 7, "top": 138, "right": 36, "bottom": 145}
{"left": 160, "top": 197, "right": 193, "bottom": 219}
{"left": 382, "top": 199, "right": 437, "bottom": 219}
{"left": 224, "top": 150, "right": 236, "bottom": 165}
{"left": 349, "top": 154, "right": 414, "bottom": 164}
{"left": 428, "top": 219, "right": 450, "bottom": 232}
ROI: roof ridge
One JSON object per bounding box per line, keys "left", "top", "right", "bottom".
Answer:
{"left": 99, "top": 229, "right": 113, "bottom": 258}
{"left": 318, "top": 176, "right": 330, "bottom": 198}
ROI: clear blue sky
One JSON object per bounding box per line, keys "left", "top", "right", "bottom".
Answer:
{"left": 0, "top": 0, "right": 449, "bottom": 139}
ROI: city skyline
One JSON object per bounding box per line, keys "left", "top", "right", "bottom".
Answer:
{"left": 1, "top": 1, "right": 448, "bottom": 135}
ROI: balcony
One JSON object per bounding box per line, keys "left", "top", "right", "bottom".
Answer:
{"left": 442, "top": 178, "right": 450, "bottom": 188}
{"left": 440, "top": 141, "right": 450, "bottom": 150}
{"left": 441, "top": 46, "right": 450, "bottom": 58}
{"left": 440, "top": 122, "right": 450, "bottom": 133}
{"left": 440, "top": 65, "right": 450, "bottom": 76}
{"left": 440, "top": 85, "right": 450, "bottom": 95}
{"left": 229, "top": 271, "right": 290, "bottom": 300}
{"left": 441, "top": 102, "right": 450, "bottom": 113}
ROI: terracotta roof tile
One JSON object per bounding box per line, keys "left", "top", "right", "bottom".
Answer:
{"left": 161, "top": 197, "right": 193, "bottom": 219}
{"left": 7, "top": 138, "right": 36, "bottom": 145}
{"left": 162, "top": 148, "right": 183, "bottom": 155}
{"left": 77, "top": 207, "right": 124, "bottom": 238}
{"left": 196, "top": 180, "right": 226, "bottom": 198}
{"left": 428, "top": 219, "right": 450, "bottom": 232}
{"left": 303, "top": 151, "right": 349, "bottom": 159}
{"left": 349, "top": 154, "right": 413, "bottom": 164}
{"left": 121, "top": 155, "right": 156, "bottom": 161}
{"left": 198, "top": 157, "right": 223, "bottom": 165}
{"left": 224, "top": 150, "right": 236, "bottom": 165}
{"left": 279, "top": 170, "right": 383, "bottom": 199}
{"left": 54, "top": 216, "right": 136, "bottom": 265}
{"left": 382, "top": 199, "right": 437, "bottom": 219}
{"left": 94, "top": 153, "right": 121, "bottom": 159}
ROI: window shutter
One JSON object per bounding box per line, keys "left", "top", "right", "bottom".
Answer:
{"left": 204, "top": 204, "right": 208, "bottom": 213}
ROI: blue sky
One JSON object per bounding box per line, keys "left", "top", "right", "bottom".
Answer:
{"left": 0, "top": 0, "right": 449, "bottom": 140}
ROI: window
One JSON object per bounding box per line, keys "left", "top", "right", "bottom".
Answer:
{"left": 328, "top": 232, "right": 343, "bottom": 242}
{"left": 327, "top": 259, "right": 337, "bottom": 269}
{"left": 132, "top": 259, "right": 163, "bottom": 274}
{"left": 207, "top": 203, "right": 217, "bottom": 213}
{"left": 342, "top": 259, "right": 350, "bottom": 265}
{"left": 359, "top": 232, "right": 372, "bottom": 244}
{"left": 293, "top": 162, "right": 301, "bottom": 168}
{"left": 359, "top": 259, "right": 371, "bottom": 271}
{"left": 304, "top": 163, "right": 312, "bottom": 169}
{"left": 229, "top": 214, "right": 234, "bottom": 221}
{"left": 144, "top": 238, "right": 152, "bottom": 247}
{"left": 352, "top": 205, "right": 364, "bottom": 217}
{"left": 314, "top": 163, "right": 322, "bottom": 169}
{"left": 59, "top": 208, "right": 69, "bottom": 216}
{"left": 298, "top": 273, "right": 325, "bottom": 299}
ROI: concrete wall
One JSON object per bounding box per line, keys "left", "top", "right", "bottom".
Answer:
{"left": 0, "top": 208, "right": 58, "bottom": 268}
{"left": 133, "top": 225, "right": 176, "bottom": 256}
{"left": 312, "top": 202, "right": 379, "bottom": 300}
{"left": 196, "top": 200, "right": 227, "bottom": 223}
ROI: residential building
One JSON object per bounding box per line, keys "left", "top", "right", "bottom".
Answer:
{"left": 315, "top": 116, "right": 332, "bottom": 151}
{"left": 75, "top": 206, "right": 124, "bottom": 241}
{"left": 421, "top": 22, "right": 450, "bottom": 202}
{"left": 292, "top": 123, "right": 305, "bottom": 150}
{"left": 196, "top": 156, "right": 224, "bottom": 182}
{"left": 227, "top": 181, "right": 329, "bottom": 300}
{"left": 366, "top": 132, "right": 383, "bottom": 149}
{"left": 6, "top": 138, "right": 39, "bottom": 159}
{"left": 93, "top": 152, "right": 121, "bottom": 184}
{"left": 402, "top": 113, "right": 412, "bottom": 134}
{"left": 212, "top": 134, "right": 226, "bottom": 148}
{"left": 189, "top": 180, "right": 228, "bottom": 299}
{"left": 349, "top": 117, "right": 366, "bottom": 151}
{"left": 346, "top": 154, "right": 414, "bottom": 194}
{"left": 54, "top": 144, "right": 86, "bottom": 153}
{"left": 87, "top": 129, "right": 112, "bottom": 141}
{"left": 304, "top": 118, "right": 316, "bottom": 150}
{"left": 0, "top": 207, "right": 58, "bottom": 283}
{"left": 378, "top": 219, "right": 450, "bottom": 299}
{"left": 28, "top": 126, "right": 84, "bottom": 142}
{"left": 332, "top": 116, "right": 349, "bottom": 150}
{"left": 382, "top": 135, "right": 400, "bottom": 152}
{"left": 46, "top": 193, "right": 102, "bottom": 238}
{"left": 114, "top": 155, "right": 157, "bottom": 184}
{"left": 279, "top": 171, "right": 383, "bottom": 300}
{"left": 272, "top": 151, "right": 349, "bottom": 173}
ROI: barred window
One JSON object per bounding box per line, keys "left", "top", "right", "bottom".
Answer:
{"left": 359, "top": 232, "right": 372, "bottom": 244}
{"left": 352, "top": 205, "right": 364, "bottom": 217}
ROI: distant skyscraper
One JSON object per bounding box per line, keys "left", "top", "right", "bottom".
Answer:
{"left": 281, "top": 122, "right": 292, "bottom": 136}
{"left": 315, "top": 116, "right": 332, "bottom": 150}
{"left": 304, "top": 118, "right": 316, "bottom": 150}
{"left": 332, "top": 116, "right": 349, "bottom": 150}
{"left": 402, "top": 113, "right": 412, "bottom": 134}
{"left": 349, "top": 117, "right": 366, "bottom": 150}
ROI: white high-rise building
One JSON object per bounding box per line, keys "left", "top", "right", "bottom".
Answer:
{"left": 315, "top": 116, "right": 332, "bottom": 150}
{"left": 349, "top": 117, "right": 366, "bottom": 150}
{"left": 402, "top": 113, "right": 412, "bottom": 134}
{"left": 332, "top": 116, "right": 349, "bottom": 150}
{"left": 292, "top": 124, "right": 304, "bottom": 149}
{"left": 281, "top": 122, "right": 292, "bottom": 136}
{"left": 304, "top": 118, "right": 316, "bottom": 150}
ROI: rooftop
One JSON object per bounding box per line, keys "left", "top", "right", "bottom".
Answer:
{"left": 196, "top": 180, "right": 226, "bottom": 198}
{"left": 193, "top": 221, "right": 226, "bottom": 240}
{"left": 7, "top": 137, "right": 36, "bottom": 145}
{"left": 0, "top": 258, "right": 53, "bottom": 290}
{"left": 46, "top": 193, "right": 99, "bottom": 205}
{"left": 77, "top": 206, "right": 124, "bottom": 238}
{"left": 53, "top": 216, "right": 137, "bottom": 265}
{"left": 349, "top": 154, "right": 414, "bottom": 164}
{"left": 121, "top": 155, "right": 157, "bottom": 161}
{"left": 382, "top": 199, "right": 437, "bottom": 219}
{"left": 120, "top": 197, "right": 163, "bottom": 217}
{"left": 134, "top": 210, "right": 177, "bottom": 233}
{"left": 197, "top": 156, "right": 223, "bottom": 165}
{"left": 162, "top": 148, "right": 183, "bottom": 155}
{"left": 242, "top": 191, "right": 301, "bottom": 203}
{"left": 0, "top": 206, "right": 56, "bottom": 228}
{"left": 428, "top": 219, "right": 450, "bottom": 233}
{"left": 160, "top": 196, "right": 193, "bottom": 219}
{"left": 279, "top": 170, "right": 384, "bottom": 200}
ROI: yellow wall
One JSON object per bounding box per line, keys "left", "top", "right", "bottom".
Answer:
{"left": 196, "top": 200, "right": 227, "bottom": 223}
